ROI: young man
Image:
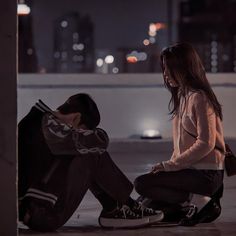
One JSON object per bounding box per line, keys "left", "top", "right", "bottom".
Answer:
{"left": 18, "top": 93, "right": 164, "bottom": 232}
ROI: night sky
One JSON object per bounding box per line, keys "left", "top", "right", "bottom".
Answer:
{"left": 29, "top": 0, "right": 177, "bottom": 71}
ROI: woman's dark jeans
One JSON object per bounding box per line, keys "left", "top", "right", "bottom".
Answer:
{"left": 134, "top": 169, "right": 224, "bottom": 204}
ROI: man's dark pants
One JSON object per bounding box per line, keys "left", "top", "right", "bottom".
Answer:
{"left": 24, "top": 152, "right": 133, "bottom": 231}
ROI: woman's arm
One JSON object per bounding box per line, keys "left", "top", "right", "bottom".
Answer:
{"left": 162, "top": 93, "right": 216, "bottom": 171}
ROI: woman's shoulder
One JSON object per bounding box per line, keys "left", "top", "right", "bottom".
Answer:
{"left": 187, "top": 90, "right": 215, "bottom": 116}
{"left": 188, "top": 90, "right": 207, "bottom": 103}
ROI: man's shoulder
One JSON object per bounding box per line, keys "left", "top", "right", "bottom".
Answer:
{"left": 19, "top": 105, "right": 45, "bottom": 130}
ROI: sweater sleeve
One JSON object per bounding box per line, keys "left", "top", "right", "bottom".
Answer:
{"left": 162, "top": 93, "right": 216, "bottom": 171}
{"left": 42, "top": 114, "right": 109, "bottom": 156}
{"left": 170, "top": 116, "right": 178, "bottom": 161}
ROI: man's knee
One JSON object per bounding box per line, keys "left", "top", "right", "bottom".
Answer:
{"left": 134, "top": 175, "right": 148, "bottom": 195}
{"left": 98, "top": 151, "right": 115, "bottom": 165}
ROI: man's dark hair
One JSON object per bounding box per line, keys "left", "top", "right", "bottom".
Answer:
{"left": 57, "top": 93, "right": 100, "bottom": 129}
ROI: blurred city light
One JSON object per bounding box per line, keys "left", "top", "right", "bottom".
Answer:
{"left": 211, "top": 40, "right": 218, "bottom": 73}
{"left": 139, "top": 52, "right": 147, "bottom": 61}
{"left": 211, "top": 54, "right": 218, "bottom": 60}
{"left": 141, "top": 129, "right": 162, "bottom": 139}
{"left": 72, "top": 43, "right": 84, "bottom": 51}
{"left": 72, "top": 55, "right": 83, "bottom": 62}
{"left": 27, "top": 48, "right": 33, "bottom": 55}
{"left": 148, "top": 22, "right": 166, "bottom": 34}
{"left": 155, "top": 22, "right": 166, "bottom": 30}
{"left": 146, "top": 22, "right": 166, "bottom": 44}
{"left": 126, "top": 51, "right": 147, "bottom": 63}
{"left": 96, "top": 58, "right": 104, "bottom": 67}
{"left": 211, "top": 41, "right": 218, "bottom": 47}
{"left": 149, "top": 37, "right": 156, "bottom": 44}
{"left": 143, "top": 39, "right": 150, "bottom": 46}
{"left": 149, "top": 31, "right": 156, "bottom": 37}
{"left": 73, "top": 32, "right": 79, "bottom": 40}
{"left": 105, "top": 55, "right": 114, "bottom": 64}
{"left": 54, "top": 52, "right": 60, "bottom": 59}
{"left": 77, "top": 55, "right": 84, "bottom": 62}
{"left": 61, "top": 51, "right": 68, "bottom": 60}
{"left": 127, "top": 56, "right": 138, "bottom": 63}
{"left": 18, "top": 1, "right": 236, "bottom": 74}
{"left": 17, "top": 3, "right": 31, "bottom": 15}
{"left": 149, "top": 23, "right": 156, "bottom": 33}
{"left": 222, "top": 55, "right": 229, "bottom": 61}
{"left": 61, "top": 20, "right": 68, "bottom": 28}
{"left": 112, "top": 67, "right": 119, "bottom": 73}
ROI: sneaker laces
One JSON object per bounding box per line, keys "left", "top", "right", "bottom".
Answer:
{"left": 121, "top": 205, "right": 140, "bottom": 218}
{"left": 133, "top": 202, "right": 157, "bottom": 217}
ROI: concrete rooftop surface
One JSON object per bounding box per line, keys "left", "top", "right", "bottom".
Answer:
{"left": 19, "top": 138, "right": 236, "bottom": 236}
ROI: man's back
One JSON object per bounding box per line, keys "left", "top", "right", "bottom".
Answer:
{"left": 18, "top": 106, "right": 55, "bottom": 198}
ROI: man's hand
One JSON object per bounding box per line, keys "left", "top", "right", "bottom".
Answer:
{"left": 151, "top": 162, "right": 165, "bottom": 174}
{"left": 72, "top": 113, "right": 81, "bottom": 128}
{"left": 52, "top": 111, "right": 82, "bottom": 129}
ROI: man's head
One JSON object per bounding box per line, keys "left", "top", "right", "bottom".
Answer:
{"left": 57, "top": 93, "right": 100, "bottom": 129}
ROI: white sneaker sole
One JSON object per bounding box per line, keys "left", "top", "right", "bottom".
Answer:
{"left": 99, "top": 211, "right": 164, "bottom": 228}
{"left": 99, "top": 217, "right": 150, "bottom": 228}
{"left": 148, "top": 211, "right": 164, "bottom": 223}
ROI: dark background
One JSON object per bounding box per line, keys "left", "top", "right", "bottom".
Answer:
{"left": 19, "top": 0, "right": 236, "bottom": 73}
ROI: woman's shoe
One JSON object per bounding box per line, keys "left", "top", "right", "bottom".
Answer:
{"left": 179, "top": 199, "right": 221, "bottom": 226}
{"left": 201, "top": 200, "right": 221, "bottom": 223}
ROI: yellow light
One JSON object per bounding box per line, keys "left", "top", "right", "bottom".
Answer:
{"left": 155, "top": 23, "right": 166, "bottom": 30}
{"left": 17, "top": 4, "right": 31, "bottom": 15}
{"left": 149, "top": 23, "right": 156, "bottom": 33}
{"left": 143, "top": 39, "right": 150, "bottom": 46}
{"left": 127, "top": 56, "right": 138, "bottom": 63}
{"left": 148, "top": 31, "right": 156, "bottom": 37}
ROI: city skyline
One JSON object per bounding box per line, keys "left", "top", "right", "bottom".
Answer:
{"left": 19, "top": 0, "right": 236, "bottom": 73}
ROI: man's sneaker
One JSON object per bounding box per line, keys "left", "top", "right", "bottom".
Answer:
{"left": 98, "top": 204, "right": 163, "bottom": 228}
{"left": 131, "top": 201, "right": 164, "bottom": 223}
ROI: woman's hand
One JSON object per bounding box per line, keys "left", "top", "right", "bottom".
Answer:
{"left": 151, "top": 162, "right": 165, "bottom": 174}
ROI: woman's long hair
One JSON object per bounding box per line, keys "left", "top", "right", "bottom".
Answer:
{"left": 160, "top": 42, "right": 223, "bottom": 120}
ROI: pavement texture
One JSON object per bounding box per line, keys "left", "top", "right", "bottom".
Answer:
{"left": 19, "top": 138, "right": 236, "bottom": 236}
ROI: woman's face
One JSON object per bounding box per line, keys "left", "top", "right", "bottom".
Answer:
{"left": 163, "top": 59, "right": 178, "bottom": 88}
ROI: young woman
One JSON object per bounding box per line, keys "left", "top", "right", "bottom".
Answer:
{"left": 134, "top": 43, "right": 225, "bottom": 225}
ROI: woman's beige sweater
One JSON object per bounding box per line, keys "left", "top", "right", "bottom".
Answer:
{"left": 162, "top": 91, "right": 225, "bottom": 171}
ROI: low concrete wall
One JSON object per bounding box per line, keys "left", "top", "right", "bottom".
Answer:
{"left": 18, "top": 73, "right": 236, "bottom": 138}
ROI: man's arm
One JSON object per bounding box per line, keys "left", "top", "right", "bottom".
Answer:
{"left": 42, "top": 114, "right": 109, "bottom": 156}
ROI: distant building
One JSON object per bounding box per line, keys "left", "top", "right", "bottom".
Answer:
{"left": 179, "top": 0, "right": 236, "bottom": 72}
{"left": 18, "top": 2, "right": 38, "bottom": 73}
{"left": 53, "top": 12, "right": 94, "bottom": 73}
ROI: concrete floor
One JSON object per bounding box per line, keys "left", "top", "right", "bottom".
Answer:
{"left": 19, "top": 139, "right": 236, "bottom": 236}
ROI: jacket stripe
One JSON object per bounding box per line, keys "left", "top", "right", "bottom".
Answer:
{"left": 24, "top": 193, "right": 56, "bottom": 205}
{"left": 27, "top": 188, "right": 58, "bottom": 201}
